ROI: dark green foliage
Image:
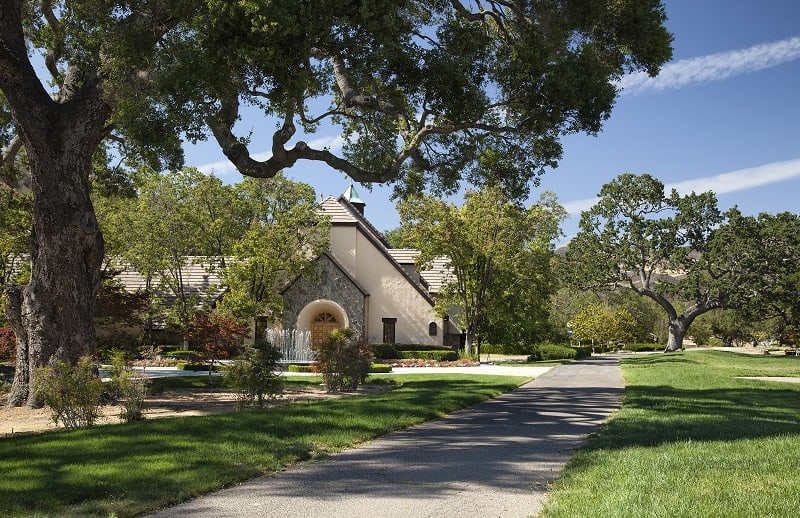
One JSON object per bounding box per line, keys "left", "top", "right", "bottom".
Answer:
{"left": 227, "top": 341, "right": 284, "bottom": 410}
{"left": 313, "top": 328, "right": 372, "bottom": 392}
{"left": 527, "top": 344, "right": 578, "bottom": 362}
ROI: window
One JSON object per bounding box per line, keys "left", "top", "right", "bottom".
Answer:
{"left": 382, "top": 318, "right": 397, "bottom": 344}
{"left": 428, "top": 322, "right": 438, "bottom": 336}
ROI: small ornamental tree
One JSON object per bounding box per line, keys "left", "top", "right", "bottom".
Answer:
{"left": 187, "top": 311, "right": 247, "bottom": 388}
{"left": 569, "top": 302, "right": 636, "bottom": 348}
{"left": 313, "top": 328, "right": 372, "bottom": 392}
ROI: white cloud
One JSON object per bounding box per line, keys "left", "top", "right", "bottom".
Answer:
{"left": 561, "top": 158, "right": 800, "bottom": 215}
{"left": 620, "top": 36, "right": 800, "bottom": 95}
{"left": 665, "top": 158, "right": 800, "bottom": 196}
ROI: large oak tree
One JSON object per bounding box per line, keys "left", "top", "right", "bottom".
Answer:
{"left": 0, "top": 1, "right": 671, "bottom": 406}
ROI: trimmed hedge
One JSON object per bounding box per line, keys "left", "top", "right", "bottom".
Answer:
{"left": 287, "top": 364, "right": 315, "bottom": 373}
{"left": 527, "top": 344, "right": 578, "bottom": 362}
{"left": 372, "top": 343, "right": 453, "bottom": 359}
{"left": 621, "top": 342, "right": 662, "bottom": 352}
{"left": 165, "top": 350, "right": 200, "bottom": 360}
{"left": 176, "top": 362, "right": 224, "bottom": 371}
{"left": 394, "top": 350, "right": 459, "bottom": 361}
{"left": 286, "top": 363, "right": 392, "bottom": 373}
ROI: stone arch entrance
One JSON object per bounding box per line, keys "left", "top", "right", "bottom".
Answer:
{"left": 296, "top": 300, "right": 349, "bottom": 348}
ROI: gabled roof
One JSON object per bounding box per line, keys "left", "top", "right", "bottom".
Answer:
{"left": 110, "top": 257, "right": 227, "bottom": 305}
{"left": 317, "top": 193, "right": 452, "bottom": 301}
{"left": 387, "top": 249, "right": 452, "bottom": 294}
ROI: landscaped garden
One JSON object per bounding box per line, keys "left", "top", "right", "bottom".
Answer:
{"left": 540, "top": 350, "right": 800, "bottom": 517}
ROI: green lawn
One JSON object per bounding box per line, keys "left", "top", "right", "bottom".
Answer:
{"left": 0, "top": 373, "right": 528, "bottom": 517}
{"left": 540, "top": 351, "right": 800, "bottom": 518}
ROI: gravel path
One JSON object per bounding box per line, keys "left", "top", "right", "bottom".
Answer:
{"left": 149, "top": 356, "right": 623, "bottom": 518}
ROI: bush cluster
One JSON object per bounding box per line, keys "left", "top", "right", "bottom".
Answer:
{"left": 34, "top": 358, "right": 104, "bottom": 429}
{"left": 313, "top": 328, "right": 372, "bottom": 392}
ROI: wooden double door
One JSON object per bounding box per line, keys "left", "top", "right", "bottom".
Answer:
{"left": 310, "top": 312, "right": 340, "bottom": 347}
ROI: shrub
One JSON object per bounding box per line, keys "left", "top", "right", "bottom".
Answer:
{"left": 106, "top": 350, "right": 149, "bottom": 422}
{"left": 35, "top": 357, "right": 104, "bottom": 429}
{"left": 0, "top": 326, "right": 16, "bottom": 362}
{"left": 314, "top": 328, "right": 372, "bottom": 392}
{"left": 369, "top": 363, "right": 392, "bottom": 373}
{"left": 527, "top": 344, "right": 578, "bottom": 362}
{"left": 287, "top": 364, "right": 315, "bottom": 373}
{"left": 227, "top": 341, "right": 284, "bottom": 410}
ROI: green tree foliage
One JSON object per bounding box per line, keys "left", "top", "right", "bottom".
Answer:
{"left": 706, "top": 210, "right": 800, "bottom": 345}
{"left": 398, "top": 187, "right": 565, "bottom": 352}
{"left": 0, "top": 1, "right": 672, "bottom": 405}
{"left": 563, "top": 173, "right": 731, "bottom": 351}
{"left": 218, "top": 176, "right": 330, "bottom": 321}
{"left": 569, "top": 302, "right": 637, "bottom": 347}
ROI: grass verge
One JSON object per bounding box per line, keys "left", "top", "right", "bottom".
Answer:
{"left": 0, "top": 373, "right": 527, "bottom": 517}
{"left": 540, "top": 350, "right": 800, "bottom": 518}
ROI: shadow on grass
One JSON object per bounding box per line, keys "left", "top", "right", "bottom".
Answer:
{"left": 0, "top": 376, "right": 524, "bottom": 516}
{"left": 616, "top": 385, "right": 798, "bottom": 446}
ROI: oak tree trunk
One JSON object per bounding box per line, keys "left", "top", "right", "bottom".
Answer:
{"left": 6, "top": 105, "right": 105, "bottom": 407}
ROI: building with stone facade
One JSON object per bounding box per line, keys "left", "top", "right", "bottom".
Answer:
{"left": 277, "top": 185, "right": 461, "bottom": 349}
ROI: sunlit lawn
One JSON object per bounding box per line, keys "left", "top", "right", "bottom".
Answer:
{"left": 0, "top": 373, "right": 527, "bottom": 517}
{"left": 540, "top": 351, "right": 800, "bottom": 518}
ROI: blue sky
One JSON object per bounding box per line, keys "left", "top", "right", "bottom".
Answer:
{"left": 187, "top": 1, "right": 800, "bottom": 245}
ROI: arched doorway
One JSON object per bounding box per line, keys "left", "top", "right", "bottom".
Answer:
{"left": 311, "top": 311, "right": 340, "bottom": 347}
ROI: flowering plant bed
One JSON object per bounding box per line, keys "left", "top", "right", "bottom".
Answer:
{"left": 389, "top": 358, "right": 480, "bottom": 368}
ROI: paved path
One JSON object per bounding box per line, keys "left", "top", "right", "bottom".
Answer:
{"left": 149, "top": 356, "right": 623, "bottom": 518}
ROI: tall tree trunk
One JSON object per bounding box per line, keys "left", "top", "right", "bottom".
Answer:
{"left": 664, "top": 315, "right": 693, "bottom": 352}
{"left": 6, "top": 111, "right": 105, "bottom": 408}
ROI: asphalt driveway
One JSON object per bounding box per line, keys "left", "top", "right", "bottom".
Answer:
{"left": 149, "top": 356, "right": 623, "bottom": 518}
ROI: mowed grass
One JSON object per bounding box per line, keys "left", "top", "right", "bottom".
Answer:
{"left": 0, "top": 374, "right": 528, "bottom": 517}
{"left": 541, "top": 350, "right": 800, "bottom": 518}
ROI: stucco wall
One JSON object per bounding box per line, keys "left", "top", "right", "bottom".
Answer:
{"left": 328, "top": 225, "right": 443, "bottom": 345}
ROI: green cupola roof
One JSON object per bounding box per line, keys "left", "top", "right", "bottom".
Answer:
{"left": 343, "top": 183, "right": 365, "bottom": 205}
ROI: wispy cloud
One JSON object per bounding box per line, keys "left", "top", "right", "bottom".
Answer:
{"left": 562, "top": 158, "right": 800, "bottom": 215}
{"left": 196, "top": 134, "right": 346, "bottom": 177}
{"left": 620, "top": 36, "right": 800, "bottom": 95}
